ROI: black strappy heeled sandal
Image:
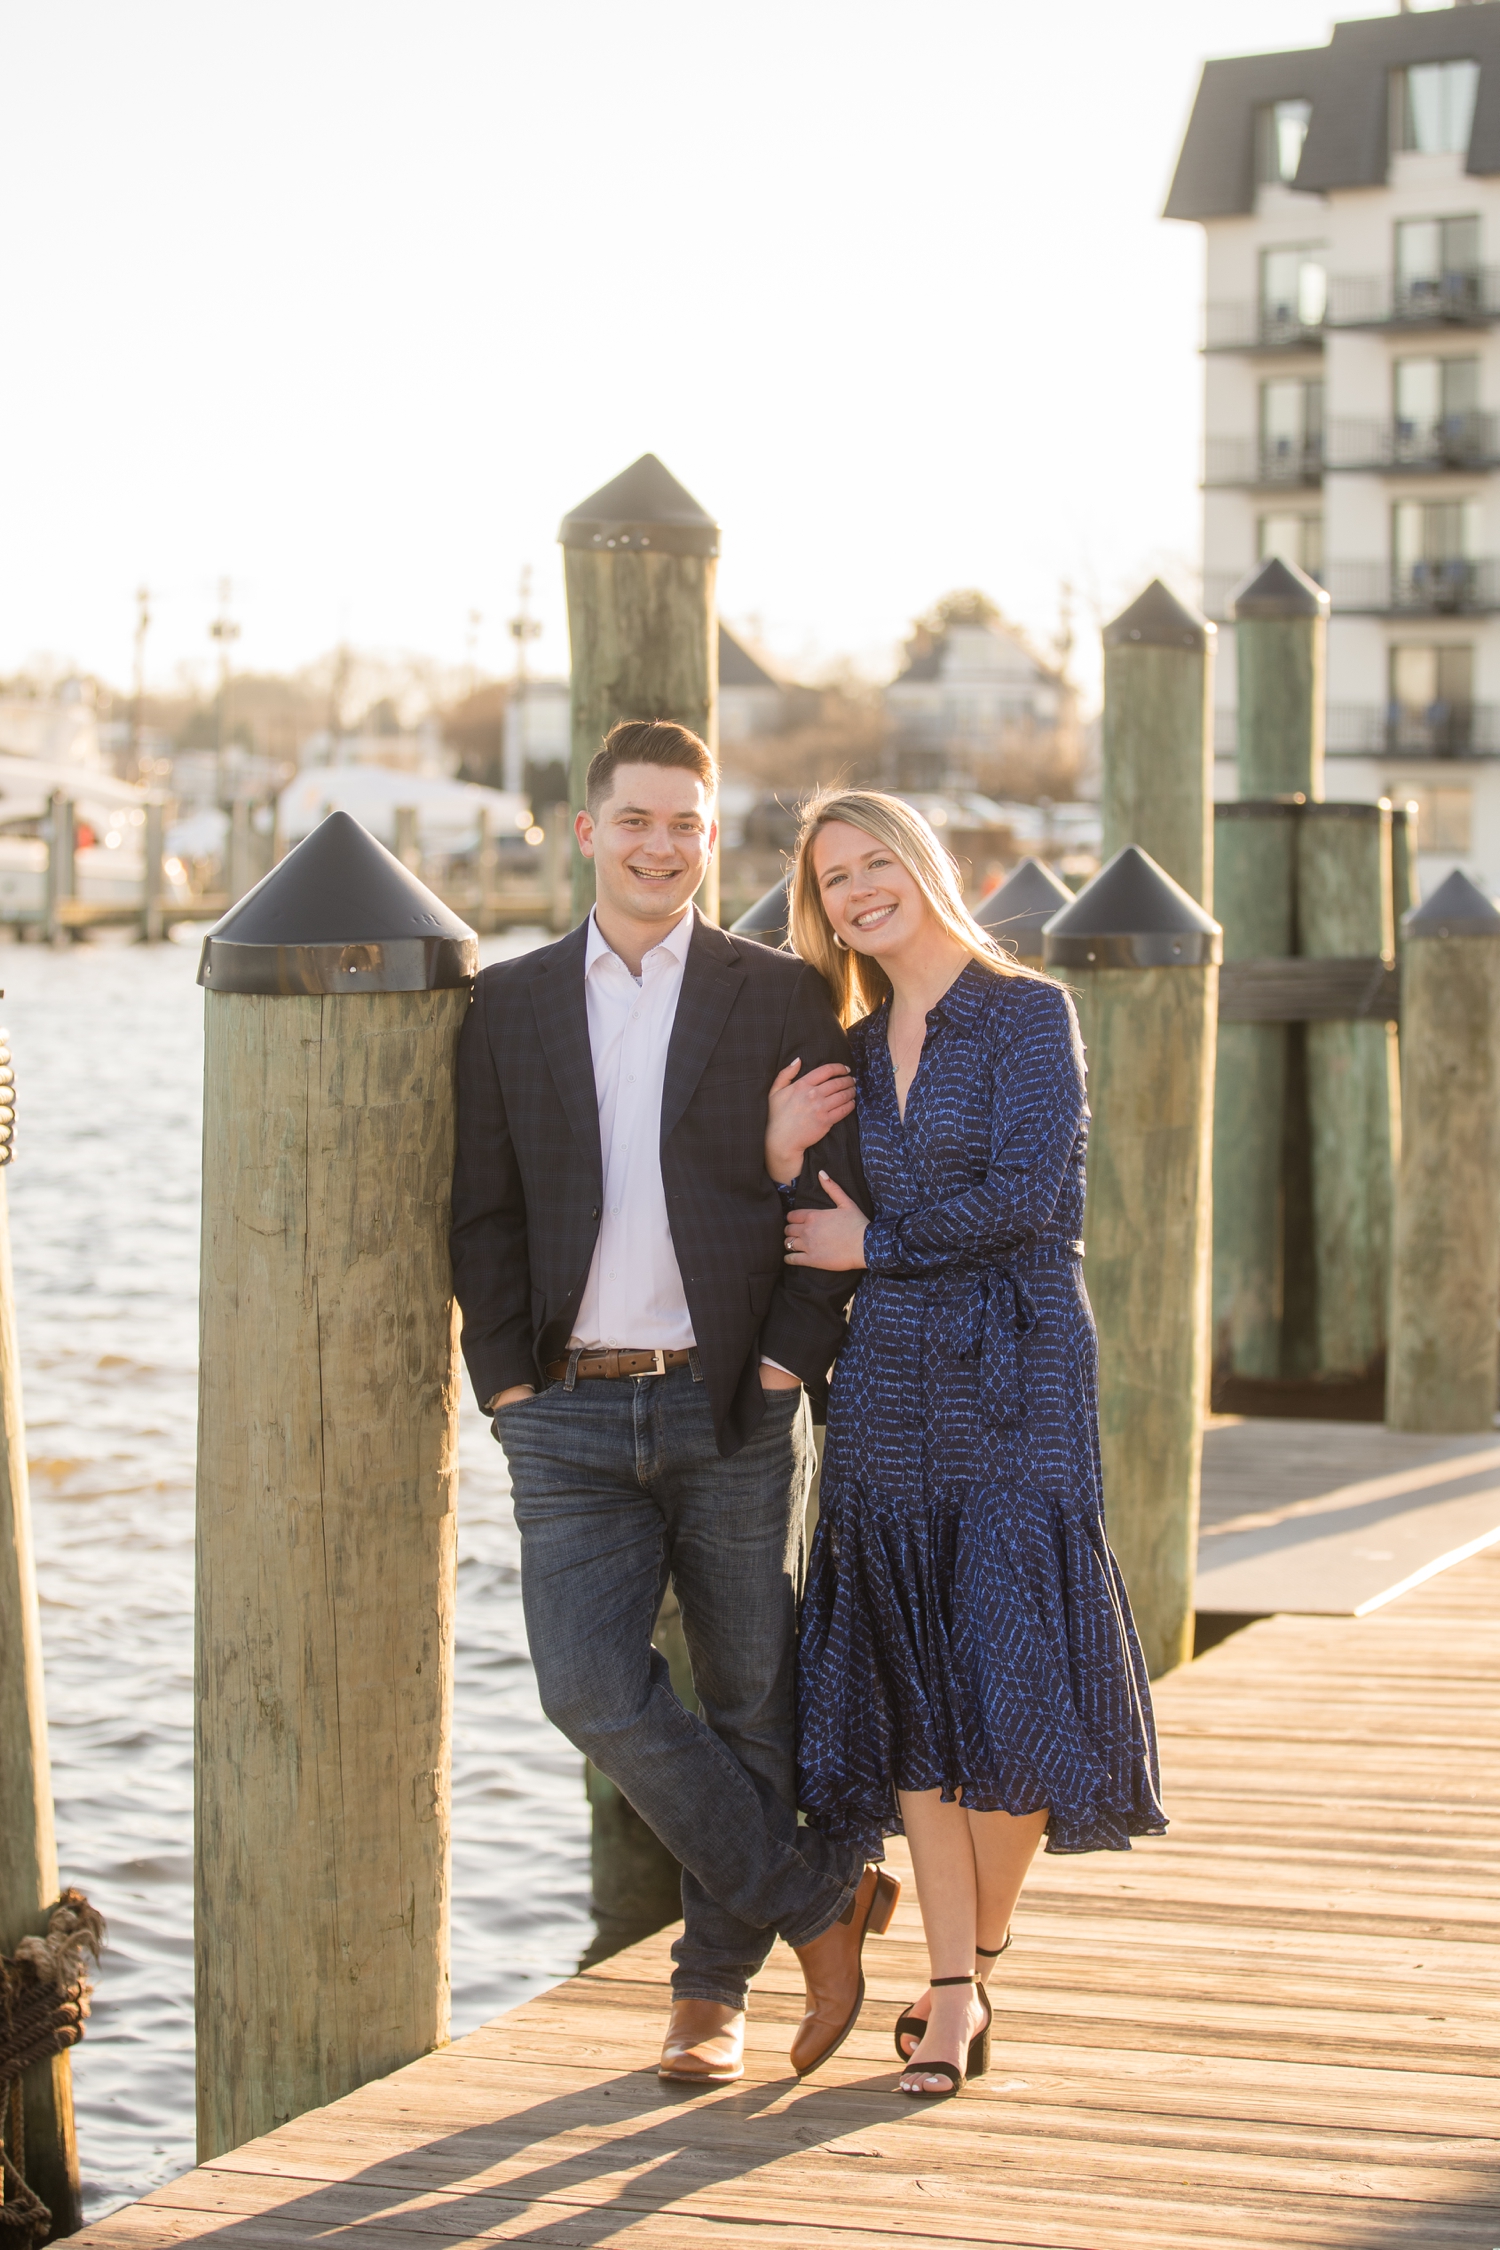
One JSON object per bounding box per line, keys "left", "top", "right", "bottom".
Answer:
{"left": 897, "top": 1974, "right": 993, "bottom": 2098}
{"left": 894, "top": 1931, "right": 1011, "bottom": 2060}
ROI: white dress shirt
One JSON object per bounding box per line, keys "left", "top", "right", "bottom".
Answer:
{"left": 571, "top": 906, "right": 697, "bottom": 1350}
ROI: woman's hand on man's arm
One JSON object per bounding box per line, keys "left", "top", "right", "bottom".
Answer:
{"left": 783, "top": 1172, "right": 869, "bottom": 1272}
{"left": 765, "top": 1058, "right": 856, "bottom": 1183}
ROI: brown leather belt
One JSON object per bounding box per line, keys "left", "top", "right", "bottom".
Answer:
{"left": 544, "top": 1346, "right": 694, "bottom": 1382}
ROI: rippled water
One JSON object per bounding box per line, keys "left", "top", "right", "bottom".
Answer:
{"left": 3, "top": 931, "right": 591, "bottom": 2220}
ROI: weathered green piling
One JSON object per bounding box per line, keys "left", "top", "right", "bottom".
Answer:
{"left": 559, "top": 455, "right": 719, "bottom": 926}
{"left": 1388, "top": 871, "right": 1500, "bottom": 1432}
{"left": 1233, "top": 554, "right": 1328, "bottom": 799}
{"left": 1045, "top": 847, "right": 1221, "bottom": 1678}
{"left": 1101, "top": 582, "right": 1214, "bottom": 908}
{"left": 1390, "top": 799, "right": 1417, "bottom": 939}
{"left": 1209, "top": 559, "right": 1328, "bottom": 1384}
{"left": 1211, "top": 801, "right": 1299, "bottom": 1377}
{"left": 1297, "top": 803, "right": 1399, "bottom": 1380}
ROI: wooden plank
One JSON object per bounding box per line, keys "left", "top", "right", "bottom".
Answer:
{"left": 1217, "top": 954, "right": 1400, "bottom": 1023}
{"left": 69, "top": 1485, "right": 1500, "bottom": 2249}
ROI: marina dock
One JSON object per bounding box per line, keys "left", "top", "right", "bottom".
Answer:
{"left": 72, "top": 1507, "right": 1499, "bottom": 2248}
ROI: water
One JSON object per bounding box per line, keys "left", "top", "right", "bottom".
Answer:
{"left": 2, "top": 931, "right": 592, "bottom": 2221}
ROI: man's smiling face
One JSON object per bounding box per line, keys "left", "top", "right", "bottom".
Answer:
{"left": 576, "top": 761, "right": 717, "bottom": 928}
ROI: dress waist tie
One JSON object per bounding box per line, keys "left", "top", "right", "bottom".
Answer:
{"left": 933, "top": 1268, "right": 1038, "bottom": 1431}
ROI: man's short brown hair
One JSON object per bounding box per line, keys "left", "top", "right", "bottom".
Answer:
{"left": 585, "top": 720, "right": 716, "bottom": 813}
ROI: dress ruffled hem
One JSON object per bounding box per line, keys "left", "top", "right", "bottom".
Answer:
{"left": 796, "top": 1474, "right": 1166, "bottom": 1860}
{"left": 798, "top": 1763, "right": 1170, "bottom": 1860}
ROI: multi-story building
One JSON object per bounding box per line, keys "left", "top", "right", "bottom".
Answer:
{"left": 1168, "top": 1, "right": 1500, "bottom": 891}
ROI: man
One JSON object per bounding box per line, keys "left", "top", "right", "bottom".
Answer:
{"left": 451, "top": 718, "right": 896, "bottom": 2085}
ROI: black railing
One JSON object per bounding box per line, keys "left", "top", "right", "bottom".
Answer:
{"left": 1327, "top": 413, "right": 1500, "bottom": 472}
{"left": 1326, "top": 703, "right": 1500, "bottom": 758}
{"left": 1203, "top": 301, "right": 1325, "bottom": 352}
{"left": 1322, "top": 557, "right": 1500, "bottom": 614}
{"left": 1326, "top": 268, "right": 1500, "bottom": 329}
{"left": 1203, "top": 434, "right": 1323, "bottom": 487}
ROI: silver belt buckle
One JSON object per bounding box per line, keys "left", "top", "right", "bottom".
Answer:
{"left": 650, "top": 1348, "right": 667, "bottom": 1375}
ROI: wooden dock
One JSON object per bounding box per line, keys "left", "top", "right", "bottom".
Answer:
{"left": 74, "top": 1542, "right": 1499, "bottom": 2249}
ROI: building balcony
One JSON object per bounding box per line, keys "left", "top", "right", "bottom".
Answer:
{"left": 1327, "top": 414, "right": 1500, "bottom": 473}
{"left": 1203, "top": 435, "right": 1322, "bottom": 489}
{"left": 1203, "top": 301, "right": 1324, "bottom": 353}
{"left": 1326, "top": 703, "right": 1500, "bottom": 759}
{"left": 1321, "top": 558, "right": 1500, "bottom": 614}
{"left": 1325, "top": 268, "right": 1500, "bottom": 330}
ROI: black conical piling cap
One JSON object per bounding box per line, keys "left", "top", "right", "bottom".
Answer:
{"left": 1043, "top": 844, "right": 1222, "bottom": 969}
{"left": 558, "top": 453, "right": 719, "bottom": 558}
{"left": 730, "top": 874, "right": 791, "bottom": 948}
{"left": 975, "top": 856, "right": 1074, "bottom": 958}
{"left": 1103, "top": 579, "right": 1212, "bottom": 651}
{"left": 1231, "top": 554, "right": 1329, "bottom": 620}
{"left": 1403, "top": 867, "right": 1500, "bottom": 939}
{"left": 198, "top": 809, "right": 479, "bottom": 996}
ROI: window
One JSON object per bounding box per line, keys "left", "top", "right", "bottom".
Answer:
{"left": 1258, "top": 512, "right": 1323, "bottom": 575}
{"left": 1389, "top": 644, "right": 1474, "bottom": 753}
{"left": 1394, "top": 215, "right": 1482, "bottom": 315}
{"left": 1393, "top": 355, "right": 1482, "bottom": 462}
{"left": 1393, "top": 780, "right": 1473, "bottom": 850}
{"left": 1392, "top": 497, "right": 1478, "bottom": 565}
{"left": 1394, "top": 355, "right": 1480, "bottom": 426}
{"left": 1392, "top": 60, "right": 1480, "bottom": 156}
{"left": 1260, "top": 245, "right": 1327, "bottom": 340}
{"left": 1259, "top": 377, "right": 1323, "bottom": 478}
{"left": 1256, "top": 98, "right": 1312, "bottom": 185}
{"left": 1392, "top": 498, "right": 1481, "bottom": 607}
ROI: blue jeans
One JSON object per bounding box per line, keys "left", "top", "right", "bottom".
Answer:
{"left": 495, "top": 1364, "right": 863, "bottom": 2008}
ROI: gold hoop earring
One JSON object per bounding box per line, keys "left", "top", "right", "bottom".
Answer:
{"left": 832, "top": 932, "right": 848, "bottom": 950}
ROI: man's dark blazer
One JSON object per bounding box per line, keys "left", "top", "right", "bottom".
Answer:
{"left": 450, "top": 908, "right": 866, "bottom": 1457}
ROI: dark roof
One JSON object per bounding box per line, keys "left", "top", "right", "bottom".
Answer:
{"left": 1165, "top": 3, "right": 1500, "bottom": 221}
{"left": 718, "top": 622, "right": 778, "bottom": 690}
{"left": 895, "top": 639, "right": 943, "bottom": 683}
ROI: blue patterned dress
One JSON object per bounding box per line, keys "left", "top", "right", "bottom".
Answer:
{"left": 796, "top": 958, "right": 1167, "bottom": 1857}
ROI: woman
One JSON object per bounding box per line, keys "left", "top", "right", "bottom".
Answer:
{"left": 765, "top": 790, "right": 1165, "bottom": 2099}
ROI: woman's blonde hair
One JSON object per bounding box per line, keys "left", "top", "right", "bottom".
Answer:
{"left": 788, "top": 787, "right": 1042, "bottom": 1025}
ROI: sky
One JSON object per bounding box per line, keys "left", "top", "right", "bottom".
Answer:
{"left": 0, "top": 0, "right": 1431, "bottom": 707}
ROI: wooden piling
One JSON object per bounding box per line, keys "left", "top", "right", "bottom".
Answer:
{"left": 729, "top": 875, "right": 791, "bottom": 949}
{"left": 1390, "top": 798, "right": 1417, "bottom": 939}
{"left": 1388, "top": 871, "right": 1500, "bottom": 1433}
{"left": 141, "top": 801, "right": 166, "bottom": 943}
{"left": 559, "top": 455, "right": 719, "bottom": 927}
{"left": 0, "top": 1052, "right": 81, "bottom": 2234}
{"left": 44, "top": 795, "right": 74, "bottom": 949}
{"left": 1100, "top": 581, "right": 1214, "bottom": 909}
{"left": 226, "top": 801, "right": 253, "bottom": 906}
{"left": 1297, "top": 802, "right": 1399, "bottom": 1380}
{"left": 1045, "top": 846, "right": 1221, "bottom": 1678}
{"left": 1211, "top": 802, "right": 1299, "bottom": 1378}
{"left": 474, "top": 809, "right": 498, "bottom": 934}
{"left": 394, "top": 805, "right": 420, "bottom": 875}
{"left": 974, "top": 855, "right": 1074, "bottom": 962}
{"left": 193, "top": 811, "right": 476, "bottom": 2161}
{"left": 1233, "top": 555, "right": 1328, "bottom": 800}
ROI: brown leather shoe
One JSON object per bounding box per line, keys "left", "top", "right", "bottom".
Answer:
{"left": 789, "top": 1864, "right": 901, "bottom": 2077}
{"left": 658, "top": 1998, "right": 746, "bottom": 2083}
